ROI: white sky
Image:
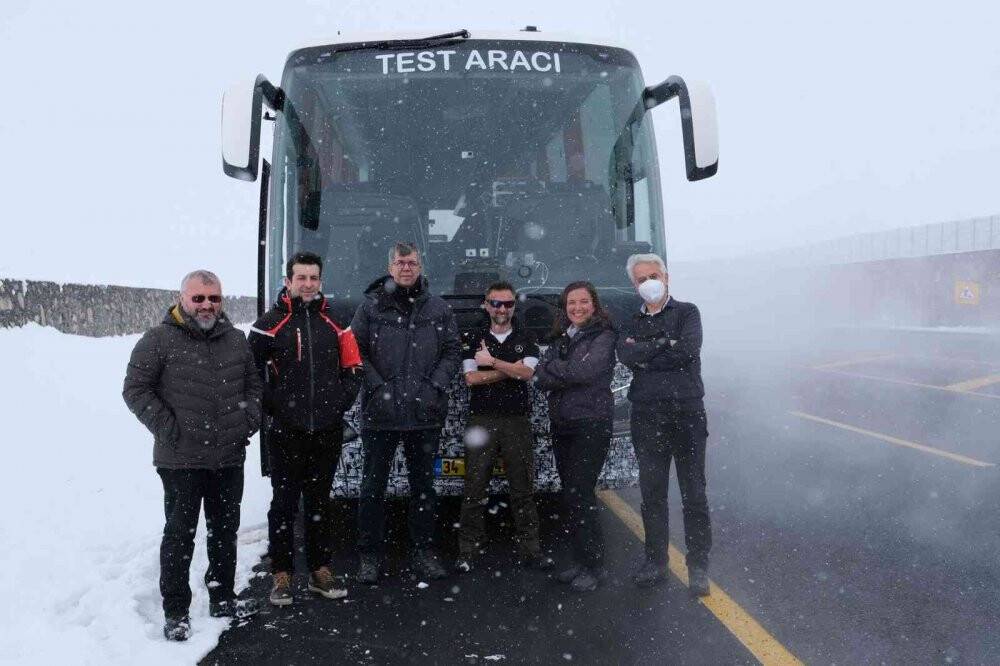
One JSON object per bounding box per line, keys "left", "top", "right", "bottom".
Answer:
{"left": 1, "top": 0, "right": 998, "bottom": 293}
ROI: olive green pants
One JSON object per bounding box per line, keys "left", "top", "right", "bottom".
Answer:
{"left": 458, "top": 414, "right": 540, "bottom": 557}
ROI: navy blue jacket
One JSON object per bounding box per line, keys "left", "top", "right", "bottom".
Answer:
{"left": 616, "top": 298, "right": 705, "bottom": 413}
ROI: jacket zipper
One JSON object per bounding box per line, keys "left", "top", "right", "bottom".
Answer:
{"left": 296, "top": 327, "right": 302, "bottom": 362}
{"left": 305, "top": 309, "right": 315, "bottom": 432}
{"left": 206, "top": 338, "right": 219, "bottom": 450}
{"left": 400, "top": 299, "right": 421, "bottom": 412}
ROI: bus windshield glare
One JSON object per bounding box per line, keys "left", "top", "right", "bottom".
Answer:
{"left": 268, "top": 40, "right": 665, "bottom": 301}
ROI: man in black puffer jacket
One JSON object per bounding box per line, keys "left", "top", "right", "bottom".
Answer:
{"left": 123, "top": 270, "right": 262, "bottom": 641}
{"left": 617, "top": 253, "right": 712, "bottom": 598}
{"left": 248, "top": 252, "right": 362, "bottom": 607}
{"left": 350, "top": 242, "right": 461, "bottom": 583}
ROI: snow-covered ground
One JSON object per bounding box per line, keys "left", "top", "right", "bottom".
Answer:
{"left": 0, "top": 324, "right": 271, "bottom": 665}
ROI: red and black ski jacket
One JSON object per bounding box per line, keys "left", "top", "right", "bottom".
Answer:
{"left": 248, "top": 289, "right": 362, "bottom": 433}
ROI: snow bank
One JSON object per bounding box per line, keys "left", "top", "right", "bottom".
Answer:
{"left": 0, "top": 324, "right": 271, "bottom": 665}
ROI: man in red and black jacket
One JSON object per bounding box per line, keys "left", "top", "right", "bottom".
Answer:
{"left": 248, "top": 252, "right": 362, "bottom": 607}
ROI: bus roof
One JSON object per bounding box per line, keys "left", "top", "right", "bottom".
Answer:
{"left": 290, "top": 30, "right": 634, "bottom": 56}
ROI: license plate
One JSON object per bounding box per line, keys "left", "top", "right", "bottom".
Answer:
{"left": 435, "top": 457, "right": 466, "bottom": 476}
{"left": 434, "top": 457, "right": 506, "bottom": 477}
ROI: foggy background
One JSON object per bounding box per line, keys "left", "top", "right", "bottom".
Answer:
{"left": 1, "top": 0, "right": 998, "bottom": 293}
{"left": 1, "top": 3, "right": 999, "bottom": 662}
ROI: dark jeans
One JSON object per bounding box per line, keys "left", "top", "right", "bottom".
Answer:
{"left": 358, "top": 428, "right": 440, "bottom": 555}
{"left": 551, "top": 418, "right": 612, "bottom": 569}
{"left": 459, "top": 414, "right": 540, "bottom": 556}
{"left": 267, "top": 425, "right": 344, "bottom": 573}
{"left": 157, "top": 466, "right": 244, "bottom": 618}
{"left": 631, "top": 409, "right": 712, "bottom": 569}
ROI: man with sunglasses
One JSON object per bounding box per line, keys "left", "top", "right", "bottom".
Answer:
{"left": 456, "top": 282, "right": 552, "bottom": 572}
{"left": 123, "top": 270, "right": 262, "bottom": 641}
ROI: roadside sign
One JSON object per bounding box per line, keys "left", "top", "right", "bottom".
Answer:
{"left": 954, "top": 280, "right": 981, "bottom": 306}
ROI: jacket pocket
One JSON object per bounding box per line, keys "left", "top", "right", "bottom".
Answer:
{"left": 363, "top": 381, "right": 397, "bottom": 425}
{"left": 415, "top": 381, "right": 447, "bottom": 423}
{"left": 156, "top": 414, "right": 181, "bottom": 450}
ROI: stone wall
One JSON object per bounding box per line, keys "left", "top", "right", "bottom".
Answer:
{"left": 0, "top": 279, "right": 257, "bottom": 337}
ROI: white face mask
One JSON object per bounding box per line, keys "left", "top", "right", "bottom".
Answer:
{"left": 637, "top": 278, "right": 667, "bottom": 304}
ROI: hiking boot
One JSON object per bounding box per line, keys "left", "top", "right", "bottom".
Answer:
{"left": 570, "top": 567, "right": 607, "bottom": 593}
{"left": 411, "top": 548, "right": 449, "bottom": 580}
{"left": 688, "top": 566, "right": 710, "bottom": 598}
{"left": 269, "top": 571, "right": 293, "bottom": 607}
{"left": 522, "top": 552, "right": 555, "bottom": 571}
{"left": 210, "top": 597, "right": 260, "bottom": 619}
{"left": 632, "top": 559, "right": 669, "bottom": 588}
{"left": 556, "top": 564, "right": 584, "bottom": 584}
{"left": 309, "top": 566, "right": 348, "bottom": 600}
{"left": 163, "top": 615, "right": 190, "bottom": 641}
{"left": 357, "top": 554, "right": 382, "bottom": 585}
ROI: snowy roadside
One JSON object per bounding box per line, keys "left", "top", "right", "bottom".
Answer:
{"left": 0, "top": 324, "right": 272, "bottom": 665}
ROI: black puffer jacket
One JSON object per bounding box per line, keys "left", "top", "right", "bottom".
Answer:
{"left": 534, "top": 319, "right": 617, "bottom": 429}
{"left": 248, "top": 289, "right": 362, "bottom": 433}
{"left": 123, "top": 306, "right": 263, "bottom": 469}
{"left": 350, "top": 276, "right": 461, "bottom": 431}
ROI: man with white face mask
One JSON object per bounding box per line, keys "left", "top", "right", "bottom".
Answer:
{"left": 617, "top": 253, "right": 712, "bottom": 597}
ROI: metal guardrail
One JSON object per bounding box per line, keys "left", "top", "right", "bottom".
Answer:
{"left": 694, "top": 214, "right": 1000, "bottom": 271}
{"left": 805, "top": 215, "right": 1000, "bottom": 265}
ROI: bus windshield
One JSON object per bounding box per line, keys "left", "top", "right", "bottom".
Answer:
{"left": 268, "top": 39, "right": 665, "bottom": 302}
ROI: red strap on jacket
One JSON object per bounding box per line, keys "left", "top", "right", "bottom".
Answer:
{"left": 318, "top": 312, "right": 363, "bottom": 369}
{"left": 337, "top": 328, "right": 363, "bottom": 369}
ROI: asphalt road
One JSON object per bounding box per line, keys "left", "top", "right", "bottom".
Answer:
{"left": 203, "top": 330, "right": 1000, "bottom": 665}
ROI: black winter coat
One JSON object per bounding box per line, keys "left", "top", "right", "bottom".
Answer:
{"left": 248, "top": 289, "right": 362, "bottom": 433}
{"left": 615, "top": 298, "right": 705, "bottom": 413}
{"left": 123, "top": 306, "right": 263, "bottom": 469}
{"left": 534, "top": 319, "right": 617, "bottom": 428}
{"left": 350, "top": 276, "right": 462, "bottom": 431}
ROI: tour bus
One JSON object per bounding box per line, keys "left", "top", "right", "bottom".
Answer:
{"left": 221, "top": 28, "right": 718, "bottom": 496}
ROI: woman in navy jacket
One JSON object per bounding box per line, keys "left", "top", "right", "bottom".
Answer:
{"left": 534, "top": 281, "right": 617, "bottom": 592}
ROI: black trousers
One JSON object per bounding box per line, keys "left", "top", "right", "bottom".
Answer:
{"left": 267, "top": 425, "right": 344, "bottom": 573}
{"left": 551, "top": 418, "right": 612, "bottom": 570}
{"left": 358, "top": 428, "right": 439, "bottom": 556}
{"left": 157, "top": 466, "right": 244, "bottom": 618}
{"left": 631, "top": 409, "right": 712, "bottom": 569}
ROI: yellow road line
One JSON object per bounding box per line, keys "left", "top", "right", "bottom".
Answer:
{"left": 945, "top": 373, "right": 1000, "bottom": 392}
{"left": 788, "top": 411, "right": 996, "bottom": 468}
{"left": 809, "top": 367, "right": 1000, "bottom": 401}
{"left": 598, "top": 490, "right": 804, "bottom": 666}
{"left": 811, "top": 353, "right": 897, "bottom": 370}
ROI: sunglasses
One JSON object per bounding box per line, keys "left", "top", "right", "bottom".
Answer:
{"left": 190, "top": 294, "right": 223, "bottom": 304}
{"left": 487, "top": 299, "right": 516, "bottom": 309}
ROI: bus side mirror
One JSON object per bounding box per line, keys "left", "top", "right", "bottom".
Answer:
{"left": 222, "top": 75, "right": 283, "bottom": 181}
{"left": 222, "top": 78, "right": 264, "bottom": 181}
{"left": 643, "top": 76, "right": 718, "bottom": 181}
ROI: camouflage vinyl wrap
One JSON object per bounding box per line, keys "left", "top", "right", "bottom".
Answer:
{"left": 332, "top": 362, "right": 636, "bottom": 497}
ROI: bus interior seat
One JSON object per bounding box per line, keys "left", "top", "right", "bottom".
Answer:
{"left": 499, "top": 185, "right": 614, "bottom": 257}
{"left": 315, "top": 186, "right": 425, "bottom": 284}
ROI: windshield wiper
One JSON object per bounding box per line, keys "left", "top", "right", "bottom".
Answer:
{"left": 333, "top": 30, "right": 471, "bottom": 54}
